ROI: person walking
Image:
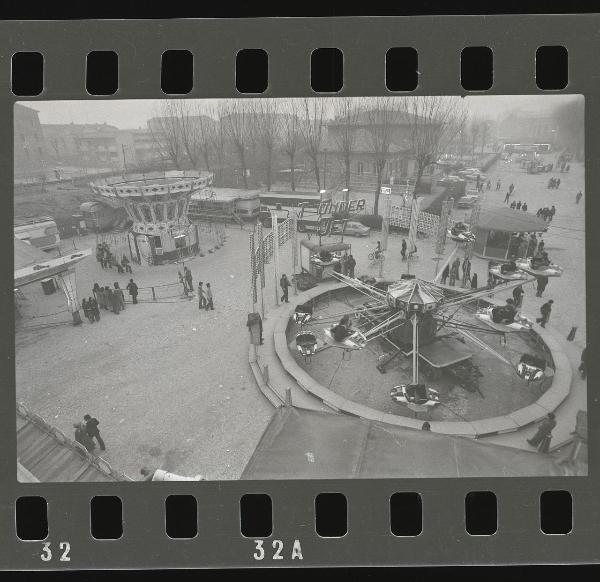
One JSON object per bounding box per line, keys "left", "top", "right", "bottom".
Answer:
{"left": 184, "top": 267, "right": 193, "bottom": 295}
{"left": 504, "top": 191, "right": 511, "bottom": 204}
{"left": 441, "top": 263, "right": 450, "bottom": 285}
{"left": 576, "top": 190, "right": 583, "bottom": 204}
{"left": 512, "top": 284, "right": 524, "bottom": 308}
{"left": 527, "top": 413, "right": 556, "bottom": 451}
{"left": 114, "top": 282, "right": 125, "bottom": 311}
{"left": 549, "top": 205, "right": 556, "bottom": 222}
{"left": 508, "top": 183, "right": 514, "bottom": 195}
{"left": 486, "top": 179, "right": 491, "bottom": 190}
{"left": 205, "top": 283, "right": 214, "bottom": 310}
{"left": 280, "top": 274, "right": 291, "bottom": 303}
{"left": 346, "top": 254, "right": 356, "bottom": 278}
{"left": 126, "top": 278, "right": 139, "bottom": 304}
{"left": 84, "top": 414, "right": 106, "bottom": 451}
{"left": 522, "top": 202, "right": 528, "bottom": 212}
{"left": 556, "top": 178, "right": 561, "bottom": 189}
{"left": 401, "top": 239, "right": 407, "bottom": 261}
{"left": 516, "top": 201, "right": 522, "bottom": 210}
{"left": 73, "top": 421, "right": 95, "bottom": 453}
{"left": 470, "top": 273, "right": 478, "bottom": 289}
{"left": 537, "top": 299, "right": 553, "bottom": 328}
{"left": 496, "top": 179, "right": 501, "bottom": 191}
{"left": 198, "top": 282, "right": 207, "bottom": 309}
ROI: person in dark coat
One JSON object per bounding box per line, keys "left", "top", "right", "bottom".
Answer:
{"left": 122, "top": 255, "right": 132, "bottom": 274}
{"left": 441, "top": 263, "right": 450, "bottom": 285}
{"left": 522, "top": 202, "right": 528, "bottom": 211}
{"left": 106, "top": 287, "right": 120, "bottom": 315}
{"left": 508, "top": 183, "right": 514, "bottom": 194}
{"left": 280, "top": 274, "right": 291, "bottom": 303}
{"left": 537, "top": 299, "right": 553, "bottom": 328}
{"left": 516, "top": 201, "right": 522, "bottom": 210}
{"left": 576, "top": 190, "right": 583, "bottom": 204}
{"left": 504, "top": 191, "right": 511, "bottom": 204}
{"left": 401, "top": 239, "right": 407, "bottom": 261}
{"left": 82, "top": 298, "right": 93, "bottom": 323}
{"left": 73, "top": 421, "right": 95, "bottom": 452}
{"left": 126, "top": 279, "right": 139, "bottom": 304}
{"left": 205, "top": 283, "right": 214, "bottom": 310}
{"left": 527, "top": 413, "right": 556, "bottom": 450}
{"left": 346, "top": 255, "right": 356, "bottom": 278}
{"left": 510, "top": 200, "right": 517, "bottom": 209}
{"left": 84, "top": 414, "right": 106, "bottom": 451}
{"left": 89, "top": 297, "right": 100, "bottom": 322}
{"left": 470, "top": 273, "right": 478, "bottom": 289}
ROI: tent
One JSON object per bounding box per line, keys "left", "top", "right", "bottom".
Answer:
{"left": 242, "top": 406, "right": 566, "bottom": 479}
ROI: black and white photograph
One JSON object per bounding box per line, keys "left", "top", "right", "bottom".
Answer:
{"left": 14, "top": 94, "right": 587, "bottom": 482}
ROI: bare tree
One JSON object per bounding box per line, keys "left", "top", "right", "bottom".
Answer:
{"left": 479, "top": 119, "right": 491, "bottom": 154}
{"left": 280, "top": 100, "right": 303, "bottom": 191}
{"left": 298, "top": 98, "right": 329, "bottom": 192}
{"left": 331, "top": 97, "right": 361, "bottom": 200}
{"left": 469, "top": 118, "right": 481, "bottom": 161}
{"left": 251, "top": 99, "right": 281, "bottom": 191}
{"left": 149, "top": 100, "right": 185, "bottom": 169}
{"left": 191, "top": 102, "right": 218, "bottom": 172}
{"left": 219, "top": 99, "right": 254, "bottom": 189}
{"left": 364, "top": 96, "right": 398, "bottom": 215}
{"left": 404, "top": 96, "right": 467, "bottom": 199}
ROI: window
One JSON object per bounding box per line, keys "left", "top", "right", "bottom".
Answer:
{"left": 153, "top": 235, "right": 162, "bottom": 249}
{"left": 154, "top": 204, "right": 164, "bottom": 222}
{"left": 141, "top": 205, "right": 153, "bottom": 222}
{"left": 174, "top": 235, "right": 187, "bottom": 249}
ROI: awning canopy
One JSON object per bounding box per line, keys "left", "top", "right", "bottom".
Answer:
{"left": 14, "top": 236, "right": 51, "bottom": 270}
{"left": 242, "top": 407, "right": 566, "bottom": 479}
{"left": 300, "top": 240, "right": 351, "bottom": 253}
{"left": 476, "top": 207, "right": 548, "bottom": 233}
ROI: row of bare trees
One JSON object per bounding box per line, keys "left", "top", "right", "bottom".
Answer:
{"left": 150, "top": 96, "right": 468, "bottom": 215}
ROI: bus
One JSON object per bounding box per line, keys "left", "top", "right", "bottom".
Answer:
{"left": 14, "top": 216, "right": 61, "bottom": 251}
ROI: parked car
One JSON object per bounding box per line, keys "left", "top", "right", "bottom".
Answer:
{"left": 344, "top": 221, "right": 371, "bottom": 237}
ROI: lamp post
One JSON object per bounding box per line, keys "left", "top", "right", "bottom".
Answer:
{"left": 323, "top": 147, "right": 328, "bottom": 191}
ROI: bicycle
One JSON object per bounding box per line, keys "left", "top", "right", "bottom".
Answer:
{"left": 368, "top": 250, "right": 384, "bottom": 261}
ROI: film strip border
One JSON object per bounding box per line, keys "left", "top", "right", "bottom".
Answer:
{"left": 1, "top": 15, "right": 599, "bottom": 568}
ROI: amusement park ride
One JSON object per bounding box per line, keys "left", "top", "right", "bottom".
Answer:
{"left": 291, "top": 250, "right": 564, "bottom": 414}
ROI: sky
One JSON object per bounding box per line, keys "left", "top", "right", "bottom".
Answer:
{"left": 19, "top": 95, "right": 582, "bottom": 130}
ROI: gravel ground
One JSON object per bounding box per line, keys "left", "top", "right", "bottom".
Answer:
{"left": 16, "top": 225, "right": 274, "bottom": 480}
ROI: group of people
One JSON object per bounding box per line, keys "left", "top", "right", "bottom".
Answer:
{"left": 177, "top": 266, "right": 215, "bottom": 311}
{"left": 508, "top": 232, "right": 544, "bottom": 261}
{"left": 509, "top": 200, "right": 528, "bottom": 211}
{"left": 91, "top": 281, "right": 129, "bottom": 316}
{"left": 440, "top": 256, "right": 473, "bottom": 288}
{"left": 73, "top": 413, "right": 105, "bottom": 453}
{"left": 547, "top": 177, "right": 561, "bottom": 189}
{"left": 536, "top": 206, "right": 556, "bottom": 222}
{"left": 96, "top": 243, "right": 133, "bottom": 274}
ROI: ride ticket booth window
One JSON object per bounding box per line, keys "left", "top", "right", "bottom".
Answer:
{"left": 174, "top": 235, "right": 186, "bottom": 249}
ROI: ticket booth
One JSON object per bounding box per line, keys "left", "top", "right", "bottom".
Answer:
{"left": 300, "top": 240, "right": 351, "bottom": 281}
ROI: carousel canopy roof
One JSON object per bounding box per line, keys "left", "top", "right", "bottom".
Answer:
{"left": 476, "top": 207, "right": 548, "bottom": 233}
{"left": 242, "top": 407, "right": 568, "bottom": 479}
{"left": 387, "top": 278, "right": 445, "bottom": 307}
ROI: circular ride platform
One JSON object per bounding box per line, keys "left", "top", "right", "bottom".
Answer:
{"left": 263, "top": 280, "right": 573, "bottom": 438}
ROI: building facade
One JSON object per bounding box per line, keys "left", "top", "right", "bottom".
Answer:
{"left": 14, "top": 104, "right": 48, "bottom": 183}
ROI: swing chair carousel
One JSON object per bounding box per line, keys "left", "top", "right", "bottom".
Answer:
{"left": 286, "top": 267, "right": 562, "bottom": 422}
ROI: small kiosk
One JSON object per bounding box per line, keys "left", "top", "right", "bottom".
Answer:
{"left": 300, "top": 240, "right": 351, "bottom": 281}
